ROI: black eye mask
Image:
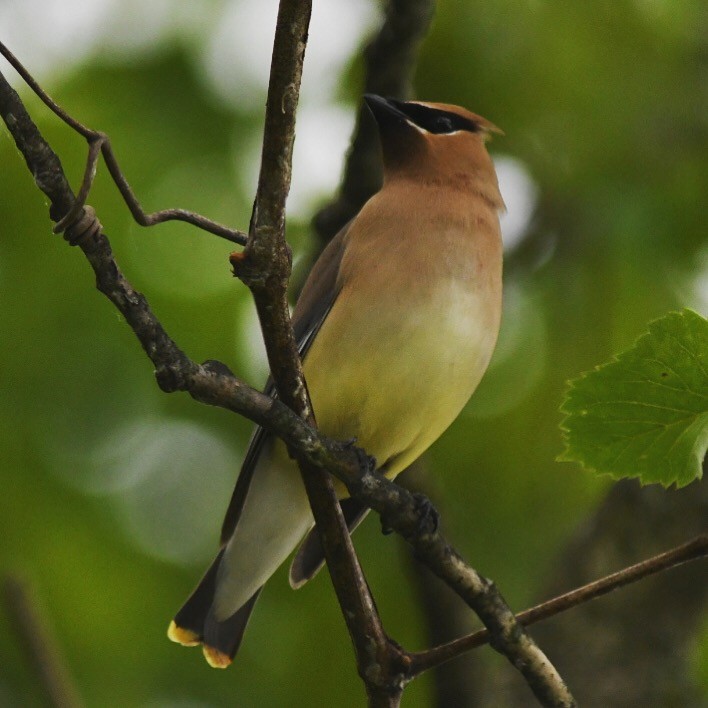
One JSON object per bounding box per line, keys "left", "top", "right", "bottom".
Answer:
{"left": 389, "top": 100, "right": 482, "bottom": 135}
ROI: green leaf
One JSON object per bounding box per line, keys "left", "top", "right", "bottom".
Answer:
{"left": 559, "top": 309, "right": 708, "bottom": 487}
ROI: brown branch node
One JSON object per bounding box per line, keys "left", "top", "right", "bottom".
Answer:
{"left": 62, "top": 205, "right": 102, "bottom": 249}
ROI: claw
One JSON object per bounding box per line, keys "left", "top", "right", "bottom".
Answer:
{"left": 412, "top": 493, "right": 439, "bottom": 535}
{"left": 202, "top": 359, "right": 235, "bottom": 377}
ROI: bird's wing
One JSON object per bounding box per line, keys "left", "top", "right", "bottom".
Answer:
{"left": 219, "top": 224, "right": 351, "bottom": 545}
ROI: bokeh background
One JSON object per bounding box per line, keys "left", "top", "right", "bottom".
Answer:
{"left": 1, "top": 1, "right": 706, "bottom": 706}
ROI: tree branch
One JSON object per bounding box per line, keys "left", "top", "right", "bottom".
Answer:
{"left": 407, "top": 533, "right": 708, "bottom": 675}
{"left": 229, "top": 2, "right": 399, "bottom": 704}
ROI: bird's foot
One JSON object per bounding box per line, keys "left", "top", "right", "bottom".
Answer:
{"left": 202, "top": 359, "right": 235, "bottom": 377}
{"left": 338, "top": 437, "right": 376, "bottom": 474}
{"left": 411, "top": 493, "right": 439, "bottom": 536}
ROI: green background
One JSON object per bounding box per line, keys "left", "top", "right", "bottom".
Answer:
{"left": 1, "top": 1, "right": 706, "bottom": 705}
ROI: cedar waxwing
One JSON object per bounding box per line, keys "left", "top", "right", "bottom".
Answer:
{"left": 168, "top": 95, "right": 505, "bottom": 668}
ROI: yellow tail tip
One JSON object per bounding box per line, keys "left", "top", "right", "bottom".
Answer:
{"left": 167, "top": 621, "right": 200, "bottom": 647}
{"left": 203, "top": 645, "right": 232, "bottom": 669}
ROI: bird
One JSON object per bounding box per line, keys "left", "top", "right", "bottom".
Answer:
{"left": 168, "top": 95, "right": 505, "bottom": 668}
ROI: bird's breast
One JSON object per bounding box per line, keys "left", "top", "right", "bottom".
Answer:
{"left": 303, "top": 210, "right": 502, "bottom": 477}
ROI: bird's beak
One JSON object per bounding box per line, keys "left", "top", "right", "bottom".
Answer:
{"left": 364, "top": 94, "right": 410, "bottom": 127}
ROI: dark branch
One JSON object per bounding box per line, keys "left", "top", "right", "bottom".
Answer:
{"left": 344, "top": 472, "right": 576, "bottom": 706}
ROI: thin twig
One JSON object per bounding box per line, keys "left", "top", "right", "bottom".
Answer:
{"left": 0, "top": 40, "right": 247, "bottom": 245}
{"left": 2, "top": 575, "right": 84, "bottom": 708}
{"left": 407, "top": 534, "right": 708, "bottom": 675}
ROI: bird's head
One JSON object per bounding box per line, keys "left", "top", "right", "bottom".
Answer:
{"left": 364, "top": 95, "right": 502, "bottom": 195}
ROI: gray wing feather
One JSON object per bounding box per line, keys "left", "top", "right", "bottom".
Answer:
{"left": 220, "top": 225, "right": 350, "bottom": 544}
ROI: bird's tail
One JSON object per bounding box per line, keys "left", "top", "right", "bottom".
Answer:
{"left": 168, "top": 549, "right": 262, "bottom": 668}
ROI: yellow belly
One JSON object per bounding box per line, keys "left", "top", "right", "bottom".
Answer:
{"left": 303, "top": 277, "right": 500, "bottom": 478}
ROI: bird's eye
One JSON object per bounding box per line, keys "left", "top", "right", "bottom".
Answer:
{"left": 435, "top": 116, "right": 455, "bottom": 133}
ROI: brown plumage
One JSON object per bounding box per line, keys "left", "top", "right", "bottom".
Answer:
{"left": 168, "top": 95, "right": 505, "bottom": 667}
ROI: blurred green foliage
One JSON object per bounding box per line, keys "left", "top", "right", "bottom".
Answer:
{"left": 1, "top": 1, "right": 706, "bottom": 705}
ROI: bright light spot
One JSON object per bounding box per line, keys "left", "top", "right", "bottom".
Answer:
{"left": 694, "top": 274, "right": 708, "bottom": 313}
{"left": 90, "top": 0, "right": 174, "bottom": 59}
{"left": 202, "top": 0, "right": 277, "bottom": 105}
{"left": 0, "top": 0, "right": 378, "bottom": 106}
{"left": 239, "top": 102, "right": 355, "bottom": 219}
{"left": 52, "top": 417, "right": 240, "bottom": 565}
{"left": 203, "top": 0, "right": 377, "bottom": 107}
{"left": 290, "top": 103, "right": 355, "bottom": 217}
{"left": 0, "top": 0, "right": 114, "bottom": 79}
{"left": 680, "top": 245, "right": 708, "bottom": 314}
{"left": 494, "top": 155, "right": 539, "bottom": 252}
{"left": 85, "top": 418, "right": 173, "bottom": 495}
{"left": 106, "top": 419, "right": 239, "bottom": 566}
{"left": 0, "top": 0, "right": 222, "bottom": 79}
{"left": 299, "top": 0, "right": 378, "bottom": 103}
